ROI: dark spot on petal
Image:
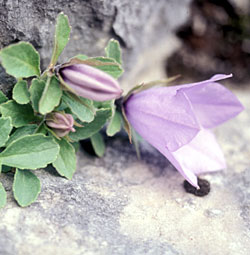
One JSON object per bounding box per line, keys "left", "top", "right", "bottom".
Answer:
{"left": 183, "top": 178, "right": 210, "bottom": 197}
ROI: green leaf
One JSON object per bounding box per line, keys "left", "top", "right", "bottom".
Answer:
{"left": 0, "top": 182, "right": 7, "bottom": 209}
{"left": 93, "top": 100, "right": 113, "bottom": 109}
{"left": 0, "top": 91, "right": 8, "bottom": 104}
{"left": 1, "top": 165, "right": 12, "bottom": 173}
{"left": 105, "top": 39, "right": 122, "bottom": 64}
{"left": 35, "top": 123, "right": 47, "bottom": 135}
{"left": 0, "top": 117, "right": 12, "bottom": 147}
{"left": 13, "top": 169, "right": 41, "bottom": 207}
{"left": 29, "top": 78, "right": 46, "bottom": 112}
{"left": 71, "top": 141, "right": 80, "bottom": 152}
{"left": 106, "top": 111, "right": 122, "bottom": 136}
{"left": 69, "top": 108, "right": 112, "bottom": 141}
{"left": 52, "top": 138, "right": 76, "bottom": 179}
{"left": 90, "top": 132, "right": 105, "bottom": 157}
{"left": 50, "top": 12, "right": 71, "bottom": 66}
{"left": 39, "top": 75, "right": 62, "bottom": 114}
{"left": 132, "top": 128, "right": 141, "bottom": 159}
{"left": 0, "top": 100, "right": 39, "bottom": 128}
{"left": 12, "top": 80, "right": 30, "bottom": 104}
{"left": 6, "top": 124, "right": 37, "bottom": 147}
{"left": 62, "top": 92, "right": 95, "bottom": 123}
{"left": 73, "top": 54, "right": 88, "bottom": 60}
{"left": 91, "top": 57, "right": 123, "bottom": 78}
{"left": 54, "top": 99, "right": 68, "bottom": 111}
{"left": 0, "top": 42, "right": 40, "bottom": 78}
{"left": 0, "top": 134, "right": 59, "bottom": 169}
{"left": 74, "top": 56, "right": 123, "bottom": 79}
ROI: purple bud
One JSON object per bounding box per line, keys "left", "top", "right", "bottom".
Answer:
{"left": 59, "top": 64, "right": 123, "bottom": 101}
{"left": 46, "top": 112, "right": 76, "bottom": 137}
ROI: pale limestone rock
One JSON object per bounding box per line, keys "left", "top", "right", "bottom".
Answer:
{"left": 0, "top": 89, "right": 249, "bottom": 255}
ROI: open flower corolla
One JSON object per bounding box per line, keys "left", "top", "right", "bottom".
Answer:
{"left": 124, "top": 74, "right": 244, "bottom": 187}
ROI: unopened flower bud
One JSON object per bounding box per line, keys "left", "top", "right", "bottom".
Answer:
{"left": 46, "top": 112, "right": 76, "bottom": 137}
{"left": 59, "top": 64, "right": 123, "bottom": 101}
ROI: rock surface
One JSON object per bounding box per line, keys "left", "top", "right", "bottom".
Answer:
{"left": 167, "top": 0, "right": 250, "bottom": 83}
{"left": 0, "top": 0, "right": 191, "bottom": 94}
{"left": 0, "top": 87, "right": 249, "bottom": 255}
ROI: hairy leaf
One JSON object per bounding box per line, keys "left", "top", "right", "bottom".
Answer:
{"left": 13, "top": 169, "right": 41, "bottom": 207}
{"left": 0, "top": 182, "right": 7, "bottom": 209}
{"left": 0, "top": 134, "right": 59, "bottom": 169}
{"left": 69, "top": 108, "right": 112, "bottom": 141}
{"left": 39, "top": 75, "right": 62, "bottom": 114}
{"left": 90, "top": 132, "right": 105, "bottom": 157}
{"left": 29, "top": 78, "right": 46, "bottom": 112}
{"left": 52, "top": 138, "right": 76, "bottom": 179}
{"left": 6, "top": 124, "right": 37, "bottom": 147}
{"left": 0, "top": 117, "right": 12, "bottom": 147}
{"left": 0, "top": 91, "right": 8, "bottom": 104}
{"left": 50, "top": 12, "right": 71, "bottom": 66}
{"left": 13, "top": 80, "right": 30, "bottom": 104}
{"left": 0, "top": 100, "right": 38, "bottom": 128}
{"left": 105, "top": 39, "right": 122, "bottom": 64}
{"left": 62, "top": 92, "right": 95, "bottom": 123}
{"left": 106, "top": 111, "right": 122, "bottom": 136}
{"left": 0, "top": 42, "right": 40, "bottom": 78}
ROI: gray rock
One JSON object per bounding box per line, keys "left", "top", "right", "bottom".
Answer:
{"left": 2, "top": 1, "right": 249, "bottom": 254}
{"left": 0, "top": 88, "right": 249, "bottom": 255}
{"left": 0, "top": 0, "right": 191, "bottom": 94}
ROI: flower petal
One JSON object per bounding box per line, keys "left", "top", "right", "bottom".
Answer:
{"left": 174, "top": 73, "right": 233, "bottom": 89}
{"left": 160, "top": 149, "right": 199, "bottom": 188}
{"left": 125, "top": 88, "right": 200, "bottom": 152}
{"left": 172, "top": 129, "right": 226, "bottom": 175}
{"left": 180, "top": 82, "right": 244, "bottom": 128}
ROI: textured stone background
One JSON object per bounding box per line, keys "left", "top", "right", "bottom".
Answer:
{"left": 0, "top": 0, "right": 191, "bottom": 94}
{"left": 1, "top": 1, "right": 250, "bottom": 254}
{"left": 167, "top": 0, "right": 250, "bottom": 83}
{"left": 0, "top": 88, "right": 249, "bottom": 255}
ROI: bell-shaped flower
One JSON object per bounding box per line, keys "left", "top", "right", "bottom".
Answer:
{"left": 46, "top": 112, "right": 76, "bottom": 137}
{"left": 124, "top": 74, "right": 244, "bottom": 188}
{"left": 59, "top": 64, "right": 123, "bottom": 101}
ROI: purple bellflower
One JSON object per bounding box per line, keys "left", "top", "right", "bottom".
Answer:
{"left": 59, "top": 64, "right": 123, "bottom": 101}
{"left": 124, "top": 74, "right": 244, "bottom": 188}
{"left": 46, "top": 112, "right": 76, "bottom": 137}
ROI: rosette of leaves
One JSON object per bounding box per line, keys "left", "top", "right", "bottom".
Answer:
{"left": 0, "top": 13, "right": 123, "bottom": 208}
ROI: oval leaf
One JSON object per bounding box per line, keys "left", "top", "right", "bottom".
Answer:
{"left": 106, "top": 111, "right": 122, "bottom": 136}
{"left": 50, "top": 12, "right": 71, "bottom": 66}
{"left": 0, "top": 182, "right": 7, "bottom": 209}
{"left": 0, "top": 134, "right": 59, "bottom": 169}
{"left": 75, "top": 56, "right": 123, "bottom": 79}
{"left": 0, "top": 91, "right": 8, "bottom": 105}
{"left": 13, "top": 169, "right": 41, "bottom": 207}
{"left": 13, "top": 80, "right": 30, "bottom": 104}
{"left": 0, "top": 42, "right": 40, "bottom": 78}
{"left": 52, "top": 138, "right": 76, "bottom": 179}
{"left": 0, "top": 100, "right": 39, "bottom": 128}
{"left": 39, "top": 75, "right": 62, "bottom": 114}
{"left": 105, "top": 39, "right": 122, "bottom": 64}
{"left": 0, "top": 117, "right": 12, "bottom": 147}
{"left": 6, "top": 124, "right": 37, "bottom": 147}
{"left": 69, "top": 108, "right": 112, "bottom": 141}
{"left": 29, "top": 78, "right": 46, "bottom": 112}
{"left": 62, "top": 92, "right": 95, "bottom": 123}
{"left": 90, "top": 132, "right": 105, "bottom": 157}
